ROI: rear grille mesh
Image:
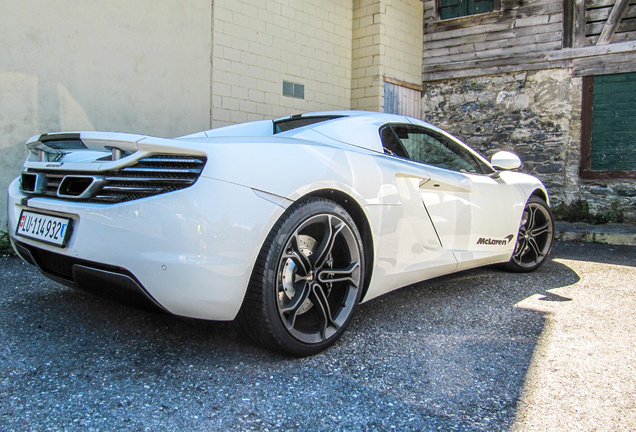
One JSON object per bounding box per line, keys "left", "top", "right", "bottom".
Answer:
{"left": 22, "top": 155, "right": 206, "bottom": 204}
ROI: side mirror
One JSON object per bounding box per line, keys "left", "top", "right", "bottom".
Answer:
{"left": 491, "top": 151, "right": 522, "bottom": 170}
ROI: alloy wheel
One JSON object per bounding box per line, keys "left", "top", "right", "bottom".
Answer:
{"left": 276, "top": 213, "right": 361, "bottom": 344}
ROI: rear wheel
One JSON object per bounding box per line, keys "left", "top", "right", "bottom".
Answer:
{"left": 235, "top": 197, "right": 364, "bottom": 356}
{"left": 505, "top": 195, "right": 554, "bottom": 273}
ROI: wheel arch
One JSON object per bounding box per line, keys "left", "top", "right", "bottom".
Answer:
{"left": 530, "top": 188, "right": 549, "bottom": 206}
{"left": 303, "top": 189, "right": 375, "bottom": 302}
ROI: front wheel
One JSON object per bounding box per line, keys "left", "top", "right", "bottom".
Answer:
{"left": 505, "top": 195, "right": 554, "bottom": 273}
{"left": 234, "top": 197, "right": 365, "bottom": 356}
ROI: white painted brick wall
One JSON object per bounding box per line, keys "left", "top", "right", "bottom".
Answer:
{"left": 211, "top": 0, "right": 353, "bottom": 127}
{"left": 352, "top": 0, "right": 423, "bottom": 112}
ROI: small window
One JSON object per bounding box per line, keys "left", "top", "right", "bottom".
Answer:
{"left": 381, "top": 124, "right": 492, "bottom": 174}
{"left": 283, "top": 80, "right": 305, "bottom": 99}
{"left": 439, "top": 0, "right": 494, "bottom": 20}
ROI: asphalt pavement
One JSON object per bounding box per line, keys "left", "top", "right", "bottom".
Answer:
{"left": 1, "top": 241, "right": 634, "bottom": 431}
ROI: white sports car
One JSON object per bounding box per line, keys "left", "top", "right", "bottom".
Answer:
{"left": 8, "top": 111, "right": 554, "bottom": 356}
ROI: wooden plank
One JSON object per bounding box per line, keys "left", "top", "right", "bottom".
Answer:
{"left": 384, "top": 81, "right": 421, "bottom": 118}
{"left": 573, "top": 52, "right": 636, "bottom": 75}
{"left": 422, "top": 21, "right": 562, "bottom": 51}
{"left": 588, "top": 14, "right": 636, "bottom": 33}
{"left": 508, "top": 6, "right": 564, "bottom": 22}
{"left": 587, "top": 22, "right": 605, "bottom": 34}
{"left": 422, "top": 60, "right": 567, "bottom": 81}
{"left": 423, "top": 51, "right": 551, "bottom": 73}
{"left": 424, "top": 21, "right": 514, "bottom": 40}
{"left": 586, "top": 7, "right": 615, "bottom": 23}
{"left": 587, "top": 0, "right": 619, "bottom": 8}
{"left": 422, "top": 40, "right": 562, "bottom": 66}
{"left": 575, "top": 62, "right": 636, "bottom": 75}
{"left": 618, "top": 17, "right": 636, "bottom": 31}
{"left": 421, "top": 40, "right": 636, "bottom": 78}
{"left": 424, "top": 7, "right": 562, "bottom": 40}
{"left": 425, "top": 12, "right": 503, "bottom": 35}
{"left": 423, "top": 30, "right": 562, "bottom": 60}
{"left": 383, "top": 76, "right": 424, "bottom": 92}
{"left": 612, "top": 29, "right": 636, "bottom": 42}
{"left": 547, "top": 39, "right": 636, "bottom": 58}
{"left": 484, "top": 21, "right": 563, "bottom": 41}
{"left": 597, "top": 0, "right": 636, "bottom": 45}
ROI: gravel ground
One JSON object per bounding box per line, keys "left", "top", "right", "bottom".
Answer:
{"left": 0, "top": 241, "right": 634, "bottom": 431}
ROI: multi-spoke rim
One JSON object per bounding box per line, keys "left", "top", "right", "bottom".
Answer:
{"left": 512, "top": 202, "right": 553, "bottom": 269}
{"left": 276, "top": 213, "right": 361, "bottom": 344}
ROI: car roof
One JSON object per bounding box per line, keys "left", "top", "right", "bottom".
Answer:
{"left": 179, "top": 111, "right": 439, "bottom": 153}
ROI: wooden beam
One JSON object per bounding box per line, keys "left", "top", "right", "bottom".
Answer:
{"left": 573, "top": 52, "right": 636, "bottom": 76}
{"left": 382, "top": 76, "right": 423, "bottom": 92}
{"left": 596, "top": 0, "right": 631, "bottom": 45}
{"left": 573, "top": 0, "right": 587, "bottom": 47}
{"left": 563, "top": 0, "right": 575, "bottom": 48}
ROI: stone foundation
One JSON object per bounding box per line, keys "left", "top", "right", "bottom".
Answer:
{"left": 421, "top": 69, "right": 636, "bottom": 222}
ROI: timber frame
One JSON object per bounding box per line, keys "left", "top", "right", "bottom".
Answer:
{"left": 422, "top": 0, "right": 636, "bottom": 81}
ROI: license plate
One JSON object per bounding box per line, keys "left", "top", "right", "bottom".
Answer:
{"left": 16, "top": 210, "right": 72, "bottom": 247}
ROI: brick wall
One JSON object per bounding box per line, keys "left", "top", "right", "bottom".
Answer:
{"left": 211, "top": 0, "right": 353, "bottom": 127}
{"left": 382, "top": 0, "right": 424, "bottom": 87}
{"left": 352, "top": 0, "right": 423, "bottom": 112}
{"left": 352, "top": 0, "right": 382, "bottom": 111}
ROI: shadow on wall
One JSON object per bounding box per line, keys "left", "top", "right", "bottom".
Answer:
{"left": 0, "top": 72, "right": 95, "bottom": 228}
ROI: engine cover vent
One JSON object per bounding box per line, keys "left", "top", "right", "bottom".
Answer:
{"left": 21, "top": 155, "right": 206, "bottom": 204}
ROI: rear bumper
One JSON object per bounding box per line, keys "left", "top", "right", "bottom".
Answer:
{"left": 13, "top": 240, "right": 168, "bottom": 313}
{"left": 8, "top": 176, "right": 285, "bottom": 320}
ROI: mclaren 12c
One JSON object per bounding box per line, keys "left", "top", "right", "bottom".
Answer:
{"left": 8, "top": 111, "right": 554, "bottom": 356}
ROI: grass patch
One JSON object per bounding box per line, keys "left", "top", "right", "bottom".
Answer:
{"left": 0, "top": 231, "right": 16, "bottom": 256}
{"left": 553, "top": 199, "right": 625, "bottom": 224}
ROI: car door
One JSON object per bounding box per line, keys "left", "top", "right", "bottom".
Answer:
{"left": 381, "top": 123, "right": 523, "bottom": 270}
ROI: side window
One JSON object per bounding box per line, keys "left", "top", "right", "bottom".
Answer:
{"left": 380, "top": 126, "right": 409, "bottom": 158}
{"left": 387, "top": 124, "right": 490, "bottom": 174}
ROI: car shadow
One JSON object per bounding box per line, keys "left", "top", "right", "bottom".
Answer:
{"left": 0, "top": 242, "right": 583, "bottom": 431}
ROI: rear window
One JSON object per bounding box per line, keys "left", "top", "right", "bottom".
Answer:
{"left": 273, "top": 115, "right": 344, "bottom": 134}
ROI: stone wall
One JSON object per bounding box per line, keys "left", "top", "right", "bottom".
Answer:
{"left": 421, "top": 69, "right": 636, "bottom": 222}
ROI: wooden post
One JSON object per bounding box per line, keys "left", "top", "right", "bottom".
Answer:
{"left": 573, "top": 0, "right": 587, "bottom": 48}
{"left": 563, "top": 0, "right": 575, "bottom": 48}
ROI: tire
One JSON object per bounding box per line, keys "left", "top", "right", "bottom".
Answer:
{"left": 505, "top": 195, "right": 555, "bottom": 273}
{"left": 234, "top": 197, "right": 365, "bottom": 357}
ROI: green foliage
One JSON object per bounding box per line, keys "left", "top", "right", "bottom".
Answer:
{"left": 553, "top": 199, "right": 625, "bottom": 225}
{"left": 0, "top": 231, "right": 16, "bottom": 256}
